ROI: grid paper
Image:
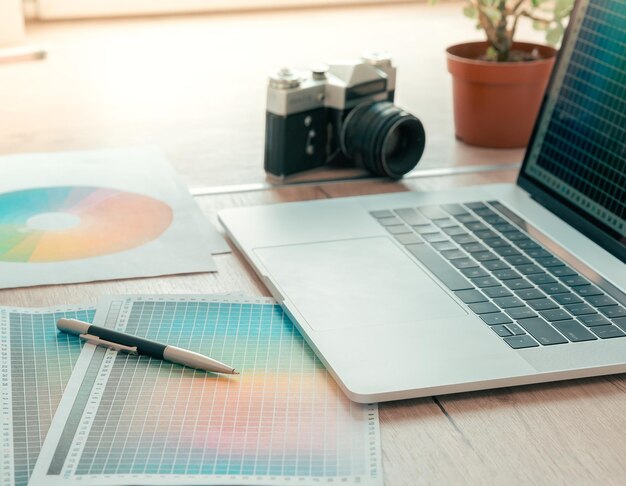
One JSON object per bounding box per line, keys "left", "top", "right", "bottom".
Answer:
{"left": 525, "top": 0, "right": 626, "bottom": 236}
{"left": 31, "top": 295, "right": 382, "bottom": 485}
{"left": 0, "top": 305, "right": 96, "bottom": 486}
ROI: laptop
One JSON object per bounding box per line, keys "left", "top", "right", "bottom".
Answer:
{"left": 219, "top": 0, "right": 626, "bottom": 403}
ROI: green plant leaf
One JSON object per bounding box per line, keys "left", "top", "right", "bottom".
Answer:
{"left": 486, "top": 46, "right": 499, "bottom": 61}
{"left": 533, "top": 20, "right": 550, "bottom": 31}
{"left": 481, "top": 5, "right": 502, "bottom": 22}
{"left": 463, "top": 4, "right": 477, "bottom": 18}
{"left": 545, "top": 23, "right": 565, "bottom": 45}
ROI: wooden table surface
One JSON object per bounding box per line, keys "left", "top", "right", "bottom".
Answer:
{"left": 1, "top": 3, "right": 625, "bottom": 485}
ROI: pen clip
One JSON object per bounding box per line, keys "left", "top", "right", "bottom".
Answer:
{"left": 80, "top": 334, "right": 139, "bottom": 355}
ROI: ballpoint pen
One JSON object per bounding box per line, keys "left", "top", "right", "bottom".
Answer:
{"left": 57, "top": 318, "right": 239, "bottom": 375}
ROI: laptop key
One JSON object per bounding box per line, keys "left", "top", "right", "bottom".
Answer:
{"left": 434, "top": 219, "right": 457, "bottom": 229}
{"left": 599, "top": 306, "right": 626, "bottom": 319}
{"left": 549, "top": 266, "right": 578, "bottom": 278}
{"left": 559, "top": 275, "right": 590, "bottom": 287}
{"left": 552, "top": 293, "right": 583, "bottom": 305}
{"left": 528, "top": 273, "right": 557, "bottom": 285}
{"left": 492, "top": 222, "right": 517, "bottom": 233}
{"left": 441, "top": 203, "right": 468, "bottom": 216}
{"left": 492, "top": 325, "right": 513, "bottom": 337}
{"left": 455, "top": 289, "right": 487, "bottom": 304}
{"left": 431, "top": 240, "right": 457, "bottom": 251}
{"left": 552, "top": 320, "right": 597, "bottom": 342}
{"left": 456, "top": 214, "right": 478, "bottom": 224}
{"left": 591, "top": 325, "right": 626, "bottom": 339}
{"left": 472, "top": 277, "right": 500, "bottom": 288}
{"left": 494, "top": 246, "right": 521, "bottom": 256}
{"left": 370, "top": 210, "right": 393, "bottom": 218}
{"left": 515, "top": 264, "right": 543, "bottom": 275}
{"left": 441, "top": 249, "right": 466, "bottom": 260}
{"left": 480, "top": 312, "right": 513, "bottom": 325}
{"left": 465, "top": 221, "right": 488, "bottom": 231}
{"left": 474, "top": 251, "right": 499, "bottom": 263}
{"left": 405, "top": 243, "right": 474, "bottom": 291}
{"left": 394, "top": 208, "right": 430, "bottom": 226}
{"left": 443, "top": 226, "right": 467, "bottom": 236}
{"left": 468, "top": 302, "right": 500, "bottom": 314}
{"left": 578, "top": 314, "right": 611, "bottom": 327}
{"left": 414, "top": 224, "right": 439, "bottom": 234}
{"left": 585, "top": 294, "right": 617, "bottom": 307}
{"left": 573, "top": 285, "right": 603, "bottom": 297}
{"left": 377, "top": 216, "right": 402, "bottom": 226}
{"left": 482, "top": 259, "right": 509, "bottom": 270}
{"left": 465, "top": 202, "right": 487, "bottom": 210}
{"left": 506, "top": 307, "right": 538, "bottom": 320}
{"left": 539, "top": 309, "right": 572, "bottom": 322}
{"left": 395, "top": 233, "right": 422, "bottom": 245}
{"left": 482, "top": 237, "right": 508, "bottom": 248}
{"left": 483, "top": 286, "right": 513, "bottom": 298}
{"left": 538, "top": 283, "right": 569, "bottom": 295}
{"left": 452, "top": 234, "right": 478, "bottom": 245}
{"left": 525, "top": 248, "right": 551, "bottom": 259}
{"left": 475, "top": 230, "right": 498, "bottom": 240}
{"left": 493, "top": 296, "right": 525, "bottom": 308}
{"left": 451, "top": 258, "right": 478, "bottom": 269}
{"left": 422, "top": 232, "right": 449, "bottom": 243}
{"left": 563, "top": 303, "right": 596, "bottom": 316}
{"left": 493, "top": 269, "right": 521, "bottom": 280}
{"left": 461, "top": 267, "right": 489, "bottom": 278}
{"left": 534, "top": 256, "right": 563, "bottom": 267}
{"left": 514, "top": 288, "right": 545, "bottom": 300}
{"left": 418, "top": 205, "right": 449, "bottom": 220}
{"left": 503, "top": 335, "right": 539, "bottom": 349}
{"left": 504, "top": 255, "right": 532, "bottom": 266}
{"left": 527, "top": 299, "right": 558, "bottom": 311}
{"left": 504, "top": 279, "right": 533, "bottom": 291}
{"left": 515, "top": 240, "right": 541, "bottom": 250}
{"left": 461, "top": 242, "right": 488, "bottom": 253}
{"left": 517, "top": 317, "right": 568, "bottom": 345}
{"left": 505, "top": 323, "right": 526, "bottom": 335}
{"left": 614, "top": 318, "right": 626, "bottom": 333}
{"left": 386, "top": 225, "right": 412, "bottom": 235}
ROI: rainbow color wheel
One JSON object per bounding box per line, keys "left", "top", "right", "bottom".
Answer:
{"left": 0, "top": 186, "right": 173, "bottom": 263}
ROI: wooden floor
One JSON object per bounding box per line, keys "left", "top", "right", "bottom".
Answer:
{"left": 1, "top": 3, "right": 625, "bottom": 484}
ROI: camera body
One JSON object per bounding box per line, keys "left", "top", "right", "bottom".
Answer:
{"left": 265, "top": 52, "right": 424, "bottom": 180}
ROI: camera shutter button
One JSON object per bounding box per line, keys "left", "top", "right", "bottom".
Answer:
{"left": 309, "top": 63, "right": 329, "bottom": 80}
{"left": 269, "top": 68, "right": 302, "bottom": 89}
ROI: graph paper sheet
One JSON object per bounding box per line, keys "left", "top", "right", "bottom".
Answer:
{"left": 0, "top": 304, "right": 96, "bottom": 486}
{"left": 31, "top": 295, "right": 382, "bottom": 486}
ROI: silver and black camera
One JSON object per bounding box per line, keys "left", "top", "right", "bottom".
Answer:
{"left": 264, "top": 52, "right": 426, "bottom": 179}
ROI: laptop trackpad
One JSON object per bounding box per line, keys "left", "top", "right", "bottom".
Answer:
{"left": 254, "top": 237, "right": 467, "bottom": 331}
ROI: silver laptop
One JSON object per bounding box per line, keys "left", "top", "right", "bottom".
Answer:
{"left": 219, "top": 0, "right": 626, "bottom": 403}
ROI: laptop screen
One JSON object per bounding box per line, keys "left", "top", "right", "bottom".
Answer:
{"left": 519, "top": 0, "right": 625, "bottom": 261}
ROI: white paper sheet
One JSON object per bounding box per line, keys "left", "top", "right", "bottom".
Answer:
{"left": 0, "top": 147, "right": 227, "bottom": 288}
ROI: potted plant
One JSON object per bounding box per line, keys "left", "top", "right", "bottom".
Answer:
{"left": 445, "top": 0, "right": 574, "bottom": 148}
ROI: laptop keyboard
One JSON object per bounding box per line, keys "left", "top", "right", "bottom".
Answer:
{"left": 370, "top": 201, "right": 626, "bottom": 349}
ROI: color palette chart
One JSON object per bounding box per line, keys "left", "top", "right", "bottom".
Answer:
{"left": 0, "top": 186, "right": 173, "bottom": 263}
{"left": 32, "top": 295, "right": 381, "bottom": 486}
{"left": 0, "top": 305, "right": 96, "bottom": 486}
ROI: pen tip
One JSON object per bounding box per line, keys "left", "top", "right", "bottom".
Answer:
{"left": 233, "top": 370, "right": 240, "bottom": 375}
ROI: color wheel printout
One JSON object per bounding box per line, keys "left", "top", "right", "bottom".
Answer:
{"left": 32, "top": 295, "right": 382, "bottom": 486}
{"left": 0, "top": 304, "right": 96, "bottom": 486}
{"left": 0, "top": 147, "right": 226, "bottom": 289}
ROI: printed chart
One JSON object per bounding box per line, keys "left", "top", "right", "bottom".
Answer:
{"left": 0, "top": 186, "right": 173, "bottom": 262}
{"left": 0, "top": 147, "right": 224, "bottom": 289}
{"left": 0, "top": 305, "right": 96, "bottom": 486}
{"left": 32, "top": 295, "right": 382, "bottom": 485}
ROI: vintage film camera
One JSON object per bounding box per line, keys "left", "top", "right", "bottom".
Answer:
{"left": 264, "top": 52, "right": 426, "bottom": 179}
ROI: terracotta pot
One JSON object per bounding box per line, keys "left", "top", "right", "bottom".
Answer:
{"left": 446, "top": 41, "right": 557, "bottom": 148}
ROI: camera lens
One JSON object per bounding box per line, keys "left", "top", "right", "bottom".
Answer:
{"left": 341, "top": 101, "right": 425, "bottom": 179}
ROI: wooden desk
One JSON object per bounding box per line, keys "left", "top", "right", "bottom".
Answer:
{"left": 1, "top": 3, "right": 625, "bottom": 484}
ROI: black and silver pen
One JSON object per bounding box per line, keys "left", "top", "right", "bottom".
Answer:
{"left": 57, "top": 318, "right": 239, "bottom": 375}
